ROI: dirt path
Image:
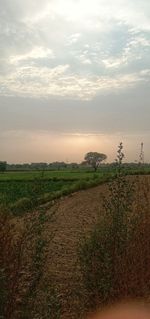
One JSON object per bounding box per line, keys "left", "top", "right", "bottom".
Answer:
{"left": 40, "top": 184, "right": 108, "bottom": 319}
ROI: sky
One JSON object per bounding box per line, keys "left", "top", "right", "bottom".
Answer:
{"left": 0, "top": 0, "right": 150, "bottom": 163}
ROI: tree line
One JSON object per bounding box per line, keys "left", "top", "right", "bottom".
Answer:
{"left": 1, "top": 150, "right": 149, "bottom": 173}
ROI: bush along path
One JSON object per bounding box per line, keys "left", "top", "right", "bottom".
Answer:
{"left": 79, "top": 143, "right": 150, "bottom": 313}
{"left": 0, "top": 204, "right": 61, "bottom": 319}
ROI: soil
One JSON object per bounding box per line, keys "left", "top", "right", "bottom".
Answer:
{"left": 41, "top": 183, "right": 108, "bottom": 319}
{"left": 3, "top": 175, "right": 150, "bottom": 319}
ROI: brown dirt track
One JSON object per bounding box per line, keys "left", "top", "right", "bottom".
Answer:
{"left": 42, "top": 183, "right": 108, "bottom": 319}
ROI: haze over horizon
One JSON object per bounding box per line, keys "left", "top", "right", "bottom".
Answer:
{"left": 0, "top": 0, "right": 150, "bottom": 163}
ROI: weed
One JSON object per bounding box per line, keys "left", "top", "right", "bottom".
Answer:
{"left": 0, "top": 208, "right": 28, "bottom": 319}
{"left": 103, "top": 142, "right": 135, "bottom": 254}
{"left": 79, "top": 143, "right": 137, "bottom": 310}
{"left": 19, "top": 208, "right": 61, "bottom": 318}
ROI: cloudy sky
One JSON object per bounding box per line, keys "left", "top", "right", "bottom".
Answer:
{"left": 0, "top": 0, "right": 150, "bottom": 163}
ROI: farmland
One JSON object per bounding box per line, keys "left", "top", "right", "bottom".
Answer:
{"left": 0, "top": 169, "right": 106, "bottom": 182}
{"left": 0, "top": 169, "right": 112, "bottom": 211}
{"left": 1, "top": 173, "right": 150, "bottom": 319}
{"left": 0, "top": 166, "right": 150, "bottom": 212}
{"left": 0, "top": 163, "right": 150, "bottom": 319}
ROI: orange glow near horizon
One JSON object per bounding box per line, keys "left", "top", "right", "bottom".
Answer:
{"left": 1, "top": 130, "right": 150, "bottom": 164}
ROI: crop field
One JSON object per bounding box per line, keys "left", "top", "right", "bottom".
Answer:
{"left": 0, "top": 167, "right": 150, "bottom": 212}
{"left": 0, "top": 169, "right": 113, "bottom": 213}
{"left": 0, "top": 169, "right": 104, "bottom": 181}
{"left": 0, "top": 179, "right": 73, "bottom": 204}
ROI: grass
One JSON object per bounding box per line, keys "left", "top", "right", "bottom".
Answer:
{"left": 79, "top": 145, "right": 150, "bottom": 312}
{"left": 0, "top": 170, "right": 103, "bottom": 181}
{"left": 0, "top": 205, "right": 61, "bottom": 319}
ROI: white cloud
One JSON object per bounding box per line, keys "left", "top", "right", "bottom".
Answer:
{"left": 25, "top": 0, "right": 150, "bottom": 31}
{"left": 0, "top": 62, "right": 149, "bottom": 100}
{"left": 102, "top": 31, "right": 150, "bottom": 69}
{"left": 9, "top": 47, "right": 54, "bottom": 64}
{"left": 103, "top": 58, "right": 126, "bottom": 69}
{"left": 0, "top": 0, "right": 150, "bottom": 99}
{"left": 66, "top": 33, "right": 81, "bottom": 45}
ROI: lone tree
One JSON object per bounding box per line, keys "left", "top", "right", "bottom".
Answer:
{"left": 0, "top": 161, "right": 7, "bottom": 173}
{"left": 84, "top": 152, "right": 107, "bottom": 171}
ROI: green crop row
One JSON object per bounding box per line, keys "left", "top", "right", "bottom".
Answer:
{"left": 0, "top": 167, "right": 149, "bottom": 216}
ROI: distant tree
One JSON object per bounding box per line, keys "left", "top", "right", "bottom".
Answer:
{"left": 0, "top": 161, "right": 7, "bottom": 173}
{"left": 84, "top": 152, "right": 107, "bottom": 171}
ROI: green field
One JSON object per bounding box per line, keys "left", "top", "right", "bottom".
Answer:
{"left": 0, "top": 170, "right": 111, "bottom": 213}
{"left": 0, "top": 170, "right": 100, "bottom": 181}
{"left": 0, "top": 179, "right": 73, "bottom": 204}
{"left": 0, "top": 167, "right": 150, "bottom": 214}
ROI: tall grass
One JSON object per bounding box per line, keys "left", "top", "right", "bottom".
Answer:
{"left": 0, "top": 207, "right": 61, "bottom": 319}
{"left": 79, "top": 143, "right": 150, "bottom": 312}
{"left": 0, "top": 208, "right": 26, "bottom": 318}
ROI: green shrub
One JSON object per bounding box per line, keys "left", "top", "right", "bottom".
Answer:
{"left": 10, "top": 197, "right": 34, "bottom": 215}
{"left": 61, "top": 186, "right": 71, "bottom": 196}
{"left": 79, "top": 143, "right": 135, "bottom": 309}
{"left": 79, "top": 219, "right": 114, "bottom": 306}
{"left": 93, "top": 173, "right": 99, "bottom": 180}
